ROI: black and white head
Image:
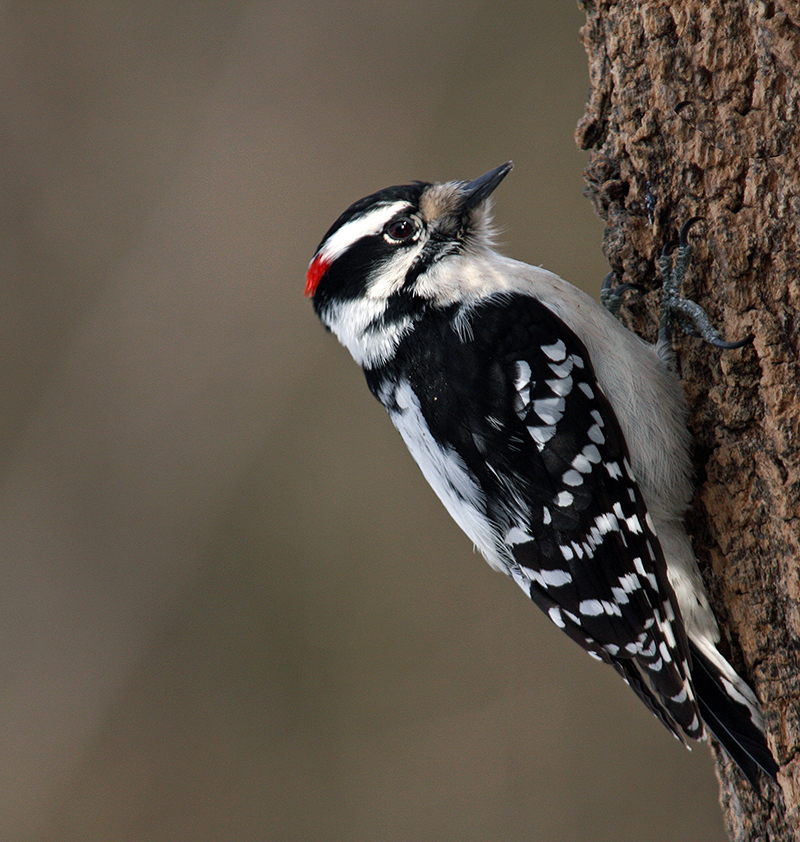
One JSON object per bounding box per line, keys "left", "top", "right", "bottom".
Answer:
{"left": 305, "top": 162, "right": 513, "bottom": 367}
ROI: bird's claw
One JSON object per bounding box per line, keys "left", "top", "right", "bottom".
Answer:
{"left": 600, "top": 272, "right": 645, "bottom": 317}
{"left": 657, "top": 217, "right": 752, "bottom": 349}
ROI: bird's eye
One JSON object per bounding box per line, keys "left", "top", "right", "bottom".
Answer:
{"left": 384, "top": 217, "right": 418, "bottom": 243}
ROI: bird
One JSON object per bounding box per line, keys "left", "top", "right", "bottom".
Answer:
{"left": 304, "top": 161, "right": 777, "bottom": 787}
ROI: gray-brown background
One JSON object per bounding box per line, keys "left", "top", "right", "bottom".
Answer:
{"left": 2, "top": 3, "right": 727, "bottom": 840}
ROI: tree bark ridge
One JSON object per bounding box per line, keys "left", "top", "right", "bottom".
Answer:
{"left": 577, "top": 1, "right": 800, "bottom": 838}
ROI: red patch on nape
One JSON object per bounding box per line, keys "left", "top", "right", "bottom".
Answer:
{"left": 305, "top": 254, "right": 331, "bottom": 297}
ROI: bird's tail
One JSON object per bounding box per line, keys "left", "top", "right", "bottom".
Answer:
{"left": 689, "top": 640, "right": 778, "bottom": 788}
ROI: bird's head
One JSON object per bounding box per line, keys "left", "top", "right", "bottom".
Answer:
{"left": 305, "top": 163, "right": 513, "bottom": 366}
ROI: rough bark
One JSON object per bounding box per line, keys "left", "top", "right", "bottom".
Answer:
{"left": 576, "top": 1, "right": 800, "bottom": 838}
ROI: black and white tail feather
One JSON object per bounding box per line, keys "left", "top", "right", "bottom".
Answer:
{"left": 306, "top": 162, "right": 778, "bottom": 787}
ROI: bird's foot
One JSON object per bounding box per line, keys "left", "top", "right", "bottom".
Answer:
{"left": 601, "top": 219, "right": 752, "bottom": 350}
{"left": 600, "top": 273, "right": 644, "bottom": 318}
{"left": 657, "top": 217, "right": 752, "bottom": 349}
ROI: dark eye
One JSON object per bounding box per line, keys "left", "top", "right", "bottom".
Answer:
{"left": 385, "top": 217, "right": 418, "bottom": 242}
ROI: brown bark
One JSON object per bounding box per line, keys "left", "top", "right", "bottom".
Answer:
{"left": 577, "top": 1, "right": 800, "bottom": 838}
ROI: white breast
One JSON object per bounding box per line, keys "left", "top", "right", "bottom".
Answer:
{"left": 386, "top": 379, "right": 507, "bottom": 573}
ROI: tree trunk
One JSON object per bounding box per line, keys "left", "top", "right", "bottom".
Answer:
{"left": 576, "top": 1, "right": 800, "bottom": 838}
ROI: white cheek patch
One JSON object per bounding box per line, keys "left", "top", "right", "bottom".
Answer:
{"left": 317, "top": 201, "right": 411, "bottom": 264}
{"left": 367, "top": 246, "right": 423, "bottom": 300}
{"left": 325, "top": 297, "right": 412, "bottom": 368}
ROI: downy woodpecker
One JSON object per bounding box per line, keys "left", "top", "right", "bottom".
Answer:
{"left": 305, "top": 162, "right": 777, "bottom": 786}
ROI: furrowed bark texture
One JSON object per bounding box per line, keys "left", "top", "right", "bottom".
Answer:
{"left": 577, "top": 1, "right": 800, "bottom": 838}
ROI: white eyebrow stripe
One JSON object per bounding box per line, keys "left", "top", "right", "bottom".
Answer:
{"left": 318, "top": 201, "right": 411, "bottom": 263}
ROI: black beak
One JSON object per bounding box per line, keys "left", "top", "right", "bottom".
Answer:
{"left": 462, "top": 162, "right": 513, "bottom": 210}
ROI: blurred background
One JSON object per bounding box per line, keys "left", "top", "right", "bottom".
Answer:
{"left": 1, "top": 3, "right": 727, "bottom": 840}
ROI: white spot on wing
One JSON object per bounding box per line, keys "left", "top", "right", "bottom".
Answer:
{"left": 530, "top": 568, "right": 573, "bottom": 588}
{"left": 610, "top": 586, "right": 630, "bottom": 605}
{"left": 527, "top": 425, "right": 556, "bottom": 449}
{"left": 618, "top": 572, "right": 640, "bottom": 592}
{"left": 625, "top": 514, "right": 643, "bottom": 534}
{"left": 562, "top": 469, "right": 584, "bottom": 487}
{"left": 542, "top": 340, "right": 567, "bottom": 361}
{"left": 533, "top": 396, "right": 565, "bottom": 425}
{"left": 546, "top": 376, "right": 573, "bottom": 396}
{"left": 548, "top": 360, "right": 573, "bottom": 378}
{"left": 588, "top": 424, "right": 605, "bottom": 445}
{"left": 595, "top": 512, "right": 618, "bottom": 534}
{"left": 505, "top": 526, "right": 532, "bottom": 546}
{"left": 579, "top": 599, "right": 604, "bottom": 616}
{"left": 640, "top": 640, "right": 657, "bottom": 658}
{"left": 571, "top": 453, "right": 592, "bottom": 474}
{"left": 671, "top": 686, "right": 688, "bottom": 704}
{"left": 582, "top": 444, "right": 601, "bottom": 464}
{"left": 514, "top": 360, "right": 532, "bottom": 388}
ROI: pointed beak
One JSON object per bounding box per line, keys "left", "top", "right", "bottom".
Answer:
{"left": 461, "top": 161, "right": 513, "bottom": 209}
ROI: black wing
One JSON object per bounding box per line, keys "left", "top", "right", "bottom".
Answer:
{"left": 494, "top": 295, "right": 702, "bottom": 738}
